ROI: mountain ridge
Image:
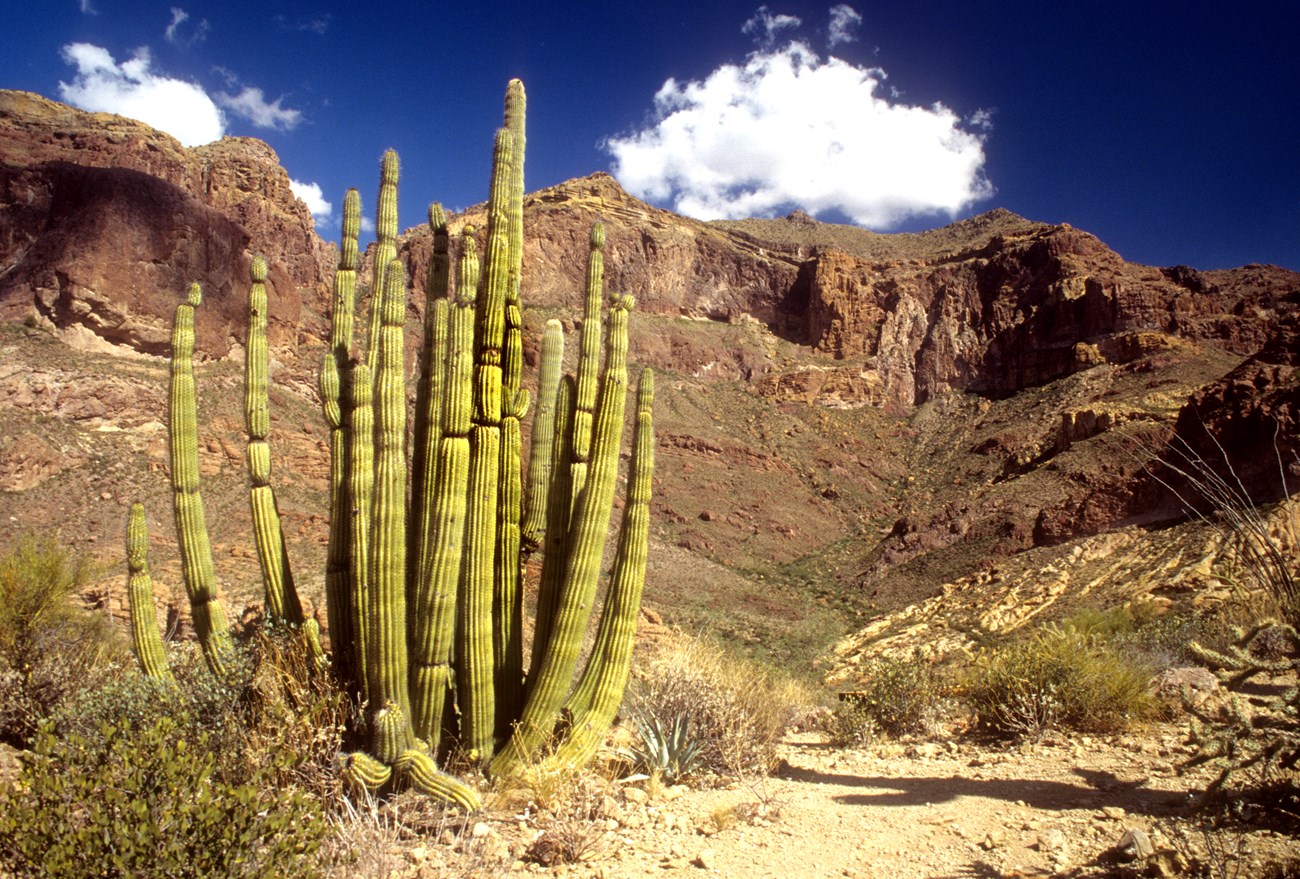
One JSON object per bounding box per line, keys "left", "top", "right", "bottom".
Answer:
{"left": 0, "top": 89, "right": 1296, "bottom": 682}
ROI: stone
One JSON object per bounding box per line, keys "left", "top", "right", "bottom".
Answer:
{"left": 1116, "top": 828, "right": 1155, "bottom": 861}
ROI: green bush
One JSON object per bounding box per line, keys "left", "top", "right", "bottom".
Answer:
{"left": 964, "top": 625, "right": 1157, "bottom": 738}
{"left": 0, "top": 536, "right": 122, "bottom": 745}
{"left": 826, "top": 652, "right": 945, "bottom": 745}
{"left": 0, "top": 716, "right": 328, "bottom": 879}
{"left": 52, "top": 623, "right": 346, "bottom": 802}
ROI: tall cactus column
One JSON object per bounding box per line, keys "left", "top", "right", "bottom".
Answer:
{"left": 321, "top": 190, "right": 362, "bottom": 694}
{"left": 245, "top": 256, "right": 306, "bottom": 627}
{"left": 169, "top": 283, "right": 232, "bottom": 675}
{"left": 126, "top": 503, "right": 173, "bottom": 682}
{"left": 457, "top": 128, "right": 517, "bottom": 761}
{"left": 367, "top": 258, "right": 415, "bottom": 759}
{"left": 410, "top": 230, "right": 480, "bottom": 747}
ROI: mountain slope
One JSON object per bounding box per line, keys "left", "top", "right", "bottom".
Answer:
{"left": 0, "top": 91, "right": 1296, "bottom": 680}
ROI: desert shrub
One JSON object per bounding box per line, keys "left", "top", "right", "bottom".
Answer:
{"left": 627, "top": 635, "right": 807, "bottom": 779}
{"left": 0, "top": 536, "right": 122, "bottom": 745}
{"left": 522, "top": 770, "right": 612, "bottom": 867}
{"left": 965, "top": 625, "right": 1157, "bottom": 738}
{"left": 826, "top": 651, "right": 946, "bottom": 745}
{"left": 0, "top": 715, "right": 328, "bottom": 879}
{"left": 1110, "top": 607, "right": 1235, "bottom": 671}
{"left": 51, "top": 621, "right": 346, "bottom": 802}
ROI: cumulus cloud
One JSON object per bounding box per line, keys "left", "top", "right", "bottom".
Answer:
{"left": 164, "top": 7, "right": 209, "bottom": 47}
{"left": 217, "top": 86, "right": 302, "bottom": 131}
{"left": 603, "top": 17, "right": 993, "bottom": 228}
{"left": 828, "top": 4, "right": 863, "bottom": 47}
{"left": 58, "top": 43, "right": 225, "bottom": 146}
{"left": 290, "top": 179, "right": 331, "bottom": 221}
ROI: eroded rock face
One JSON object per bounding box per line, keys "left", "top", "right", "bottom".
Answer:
{"left": 799, "top": 225, "right": 1298, "bottom": 406}
{"left": 400, "top": 172, "right": 806, "bottom": 329}
{"left": 1168, "top": 308, "right": 1300, "bottom": 503}
{"left": 0, "top": 90, "right": 332, "bottom": 356}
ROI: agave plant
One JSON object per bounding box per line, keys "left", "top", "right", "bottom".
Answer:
{"left": 628, "top": 712, "right": 703, "bottom": 785}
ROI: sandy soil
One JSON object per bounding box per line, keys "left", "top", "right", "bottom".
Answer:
{"left": 384, "top": 725, "right": 1296, "bottom": 879}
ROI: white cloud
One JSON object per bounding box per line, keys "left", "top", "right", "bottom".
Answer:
{"left": 603, "top": 28, "right": 993, "bottom": 229}
{"left": 742, "top": 7, "right": 801, "bottom": 45}
{"left": 217, "top": 86, "right": 302, "bottom": 131}
{"left": 165, "top": 7, "right": 209, "bottom": 47}
{"left": 828, "top": 4, "right": 862, "bottom": 47}
{"left": 58, "top": 43, "right": 225, "bottom": 146}
{"left": 290, "top": 179, "right": 332, "bottom": 221}
{"left": 79, "top": 0, "right": 97, "bottom": 15}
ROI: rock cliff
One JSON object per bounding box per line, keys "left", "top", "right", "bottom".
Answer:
{"left": 0, "top": 90, "right": 333, "bottom": 356}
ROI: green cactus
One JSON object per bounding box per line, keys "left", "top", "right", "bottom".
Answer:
{"left": 125, "top": 503, "right": 172, "bottom": 681}
{"left": 131, "top": 78, "right": 652, "bottom": 808}
{"left": 322, "top": 188, "right": 361, "bottom": 693}
{"left": 245, "top": 256, "right": 306, "bottom": 627}
{"left": 168, "top": 283, "right": 232, "bottom": 675}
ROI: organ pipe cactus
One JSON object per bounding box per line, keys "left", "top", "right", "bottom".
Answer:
{"left": 126, "top": 78, "right": 654, "bottom": 808}
{"left": 125, "top": 503, "right": 172, "bottom": 682}
{"left": 167, "top": 283, "right": 232, "bottom": 675}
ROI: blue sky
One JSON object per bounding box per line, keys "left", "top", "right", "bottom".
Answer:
{"left": 3, "top": 1, "right": 1298, "bottom": 270}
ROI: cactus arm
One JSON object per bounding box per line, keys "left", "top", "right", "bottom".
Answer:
{"left": 493, "top": 296, "right": 633, "bottom": 776}
{"left": 456, "top": 129, "right": 516, "bottom": 762}
{"left": 365, "top": 151, "right": 400, "bottom": 372}
{"left": 493, "top": 387, "right": 529, "bottom": 741}
{"left": 168, "top": 283, "right": 232, "bottom": 675}
{"left": 410, "top": 231, "right": 479, "bottom": 746}
{"left": 340, "top": 750, "right": 392, "bottom": 791}
{"left": 502, "top": 78, "right": 526, "bottom": 400}
{"left": 397, "top": 749, "right": 482, "bottom": 811}
{"left": 244, "top": 256, "right": 305, "bottom": 626}
{"left": 458, "top": 422, "right": 500, "bottom": 760}
{"left": 561, "top": 368, "right": 655, "bottom": 756}
{"left": 367, "top": 258, "right": 414, "bottom": 752}
{"left": 409, "top": 204, "right": 451, "bottom": 614}
{"left": 323, "top": 188, "right": 361, "bottom": 691}
{"left": 521, "top": 319, "right": 564, "bottom": 550}
{"left": 527, "top": 375, "right": 576, "bottom": 685}
{"left": 570, "top": 222, "right": 607, "bottom": 501}
{"left": 348, "top": 362, "right": 375, "bottom": 711}
{"left": 126, "top": 502, "right": 173, "bottom": 681}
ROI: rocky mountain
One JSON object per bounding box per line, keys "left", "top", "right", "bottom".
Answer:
{"left": 0, "top": 91, "right": 1296, "bottom": 681}
{"left": 0, "top": 90, "right": 333, "bottom": 356}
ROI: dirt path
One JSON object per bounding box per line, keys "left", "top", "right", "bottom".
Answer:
{"left": 400, "top": 725, "right": 1292, "bottom": 879}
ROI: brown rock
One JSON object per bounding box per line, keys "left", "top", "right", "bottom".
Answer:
{"left": 0, "top": 90, "right": 332, "bottom": 356}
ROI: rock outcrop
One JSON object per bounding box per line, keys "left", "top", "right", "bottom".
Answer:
{"left": 0, "top": 90, "right": 332, "bottom": 356}
{"left": 796, "top": 223, "right": 1297, "bottom": 406}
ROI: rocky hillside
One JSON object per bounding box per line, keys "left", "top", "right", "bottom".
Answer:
{"left": 0, "top": 90, "right": 333, "bottom": 356}
{"left": 0, "top": 91, "right": 1296, "bottom": 682}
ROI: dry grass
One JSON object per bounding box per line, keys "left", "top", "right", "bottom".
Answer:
{"left": 627, "top": 632, "right": 813, "bottom": 780}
